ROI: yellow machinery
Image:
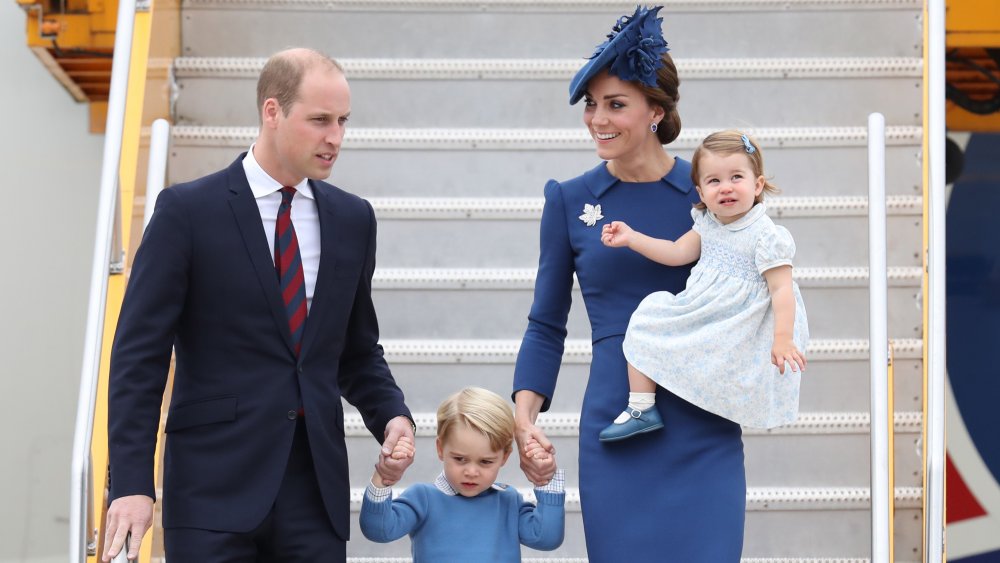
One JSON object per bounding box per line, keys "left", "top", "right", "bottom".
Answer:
{"left": 945, "top": 0, "right": 1000, "bottom": 132}
{"left": 16, "top": 0, "right": 118, "bottom": 132}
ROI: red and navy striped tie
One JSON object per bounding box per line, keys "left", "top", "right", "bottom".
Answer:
{"left": 275, "top": 186, "right": 307, "bottom": 356}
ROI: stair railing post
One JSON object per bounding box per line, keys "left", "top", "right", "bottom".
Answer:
{"left": 925, "top": 0, "right": 947, "bottom": 559}
{"left": 69, "top": 0, "right": 138, "bottom": 559}
{"left": 868, "top": 111, "right": 890, "bottom": 563}
{"left": 143, "top": 118, "right": 171, "bottom": 230}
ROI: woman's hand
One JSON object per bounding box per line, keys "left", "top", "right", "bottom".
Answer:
{"left": 771, "top": 339, "right": 806, "bottom": 374}
{"left": 601, "top": 221, "right": 634, "bottom": 248}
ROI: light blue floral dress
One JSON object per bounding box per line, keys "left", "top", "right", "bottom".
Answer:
{"left": 623, "top": 203, "right": 809, "bottom": 429}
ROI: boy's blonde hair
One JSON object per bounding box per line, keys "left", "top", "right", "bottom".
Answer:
{"left": 690, "top": 129, "right": 779, "bottom": 210}
{"left": 436, "top": 387, "right": 515, "bottom": 454}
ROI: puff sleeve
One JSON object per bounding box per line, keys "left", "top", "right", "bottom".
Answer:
{"left": 690, "top": 207, "right": 709, "bottom": 235}
{"left": 754, "top": 224, "right": 796, "bottom": 274}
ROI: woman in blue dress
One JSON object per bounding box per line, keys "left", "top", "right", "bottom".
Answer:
{"left": 512, "top": 7, "right": 746, "bottom": 561}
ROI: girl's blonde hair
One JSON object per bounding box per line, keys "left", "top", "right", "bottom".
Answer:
{"left": 690, "top": 130, "right": 779, "bottom": 210}
{"left": 436, "top": 387, "right": 515, "bottom": 454}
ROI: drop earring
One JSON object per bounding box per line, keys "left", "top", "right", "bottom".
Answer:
{"left": 650, "top": 122, "right": 658, "bottom": 133}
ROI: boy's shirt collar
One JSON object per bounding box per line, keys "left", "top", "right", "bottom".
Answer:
{"left": 434, "top": 472, "right": 508, "bottom": 496}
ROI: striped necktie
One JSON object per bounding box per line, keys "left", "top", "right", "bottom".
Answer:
{"left": 275, "top": 186, "right": 307, "bottom": 356}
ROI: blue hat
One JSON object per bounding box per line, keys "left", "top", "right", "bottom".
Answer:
{"left": 568, "top": 6, "right": 669, "bottom": 105}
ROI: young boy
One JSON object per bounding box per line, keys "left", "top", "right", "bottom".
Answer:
{"left": 360, "top": 387, "right": 565, "bottom": 562}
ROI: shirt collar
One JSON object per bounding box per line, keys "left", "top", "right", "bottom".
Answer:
{"left": 582, "top": 158, "right": 693, "bottom": 199}
{"left": 433, "top": 472, "right": 507, "bottom": 496}
{"left": 706, "top": 202, "right": 768, "bottom": 231}
{"left": 243, "top": 144, "right": 315, "bottom": 200}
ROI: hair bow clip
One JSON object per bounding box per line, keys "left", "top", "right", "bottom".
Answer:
{"left": 741, "top": 134, "right": 756, "bottom": 154}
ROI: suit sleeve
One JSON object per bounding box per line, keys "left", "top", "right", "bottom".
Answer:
{"left": 107, "top": 187, "right": 191, "bottom": 501}
{"left": 337, "top": 200, "right": 411, "bottom": 441}
{"left": 512, "top": 180, "right": 575, "bottom": 412}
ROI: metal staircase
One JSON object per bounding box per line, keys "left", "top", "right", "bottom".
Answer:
{"left": 161, "top": 0, "right": 928, "bottom": 559}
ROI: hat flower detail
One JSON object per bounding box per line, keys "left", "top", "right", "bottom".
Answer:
{"left": 590, "top": 6, "right": 669, "bottom": 89}
{"left": 579, "top": 203, "right": 604, "bottom": 227}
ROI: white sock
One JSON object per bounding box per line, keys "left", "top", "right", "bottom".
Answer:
{"left": 613, "top": 393, "right": 657, "bottom": 423}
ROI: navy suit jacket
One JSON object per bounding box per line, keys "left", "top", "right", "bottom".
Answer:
{"left": 107, "top": 155, "right": 410, "bottom": 540}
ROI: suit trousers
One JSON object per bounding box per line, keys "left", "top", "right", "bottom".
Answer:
{"left": 164, "top": 419, "right": 346, "bottom": 562}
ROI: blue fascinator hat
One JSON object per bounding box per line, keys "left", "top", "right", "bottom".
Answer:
{"left": 568, "top": 5, "right": 669, "bottom": 105}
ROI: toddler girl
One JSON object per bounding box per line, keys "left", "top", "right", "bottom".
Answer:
{"left": 599, "top": 130, "right": 809, "bottom": 441}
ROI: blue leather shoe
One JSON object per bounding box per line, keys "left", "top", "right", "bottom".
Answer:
{"left": 599, "top": 406, "right": 664, "bottom": 442}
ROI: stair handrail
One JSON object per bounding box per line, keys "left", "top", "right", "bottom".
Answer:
{"left": 144, "top": 119, "right": 171, "bottom": 230}
{"left": 69, "top": 0, "right": 139, "bottom": 559}
{"left": 925, "top": 0, "right": 947, "bottom": 559}
{"left": 868, "top": 111, "right": 891, "bottom": 563}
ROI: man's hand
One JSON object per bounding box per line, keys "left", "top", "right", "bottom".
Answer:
{"left": 515, "top": 420, "right": 556, "bottom": 486}
{"left": 102, "top": 495, "right": 153, "bottom": 562}
{"left": 376, "top": 416, "right": 415, "bottom": 486}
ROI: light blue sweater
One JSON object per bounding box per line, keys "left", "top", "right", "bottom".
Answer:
{"left": 360, "top": 473, "right": 565, "bottom": 562}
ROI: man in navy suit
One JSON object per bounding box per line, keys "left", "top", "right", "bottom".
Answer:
{"left": 102, "top": 48, "right": 415, "bottom": 562}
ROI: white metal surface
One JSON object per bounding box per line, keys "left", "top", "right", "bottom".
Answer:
{"left": 172, "top": 56, "right": 924, "bottom": 79}
{"left": 143, "top": 119, "right": 171, "bottom": 230}
{"left": 868, "top": 112, "right": 890, "bottom": 563}
{"left": 924, "top": 0, "right": 947, "bottom": 559}
{"left": 171, "top": 125, "right": 924, "bottom": 149}
{"left": 375, "top": 338, "right": 924, "bottom": 364}
{"left": 345, "top": 411, "right": 923, "bottom": 437}
{"left": 69, "top": 0, "right": 137, "bottom": 560}
{"left": 181, "top": 0, "right": 921, "bottom": 11}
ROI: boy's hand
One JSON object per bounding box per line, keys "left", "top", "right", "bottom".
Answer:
{"left": 390, "top": 435, "right": 415, "bottom": 460}
{"left": 601, "top": 221, "right": 634, "bottom": 248}
{"left": 524, "top": 437, "right": 556, "bottom": 480}
{"left": 771, "top": 340, "right": 806, "bottom": 374}
{"left": 524, "top": 437, "right": 553, "bottom": 462}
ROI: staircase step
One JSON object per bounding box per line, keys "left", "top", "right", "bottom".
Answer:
{"left": 366, "top": 194, "right": 924, "bottom": 219}
{"left": 180, "top": 0, "right": 921, "bottom": 59}
{"left": 371, "top": 338, "right": 923, "bottom": 414}
{"left": 173, "top": 57, "right": 922, "bottom": 127}
{"left": 378, "top": 338, "right": 923, "bottom": 363}
{"left": 347, "top": 411, "right": 923, "bottom": 438}
{"left": 342, "top": 559, "right": 881, "bottom": 563}
{"left": 341, "top": 487, "right": 922, "bottom": 557}
{"left": 344, "top": 412, "right": 923, "bottom": 489}
{"left": 368, "top": 265, "right": 921, "bottom": 339}
{"left": 168, "top": 126, "right": 924, "bottom": 199}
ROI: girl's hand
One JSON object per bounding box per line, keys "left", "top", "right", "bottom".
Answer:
{"left": 772, "top": 340, "right": 806, "bottom": 374}
{"left": 601, "top": 221, "right": 634, "bottom": 248}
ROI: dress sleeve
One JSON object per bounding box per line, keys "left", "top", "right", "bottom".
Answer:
{"left": 517, "top": 471, "right": 566, "bottom": 551}
{"left": 359, "top": 483, "right": 428, "bottom": 543}
{"left": 754, "top": 224, "right": 796, "bottom": 274}
{"left": 690, "top": 207, "right": 708, "bottom": 235}
{"left": 512, "top": 180, "right": 575, "bottom": 412}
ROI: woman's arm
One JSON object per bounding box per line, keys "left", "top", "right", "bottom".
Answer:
{"left": 763, "top": 265, "right": 806, "bottom": 374}
{"left": 602, "top": 221, "right": 701, "bottom": 266}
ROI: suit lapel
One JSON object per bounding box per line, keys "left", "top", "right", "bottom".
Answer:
{"left": 299, "top": 180, "right": 339, "bottom": 359}
{"left": 225, "top": 157, "right": 298, "bottom": 357}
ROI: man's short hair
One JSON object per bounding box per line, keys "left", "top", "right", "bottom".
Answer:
{"left": 436, "top": 387, "right": 515, "bottom": 454}
{"left": 256, "top": 48, "right": 343, "bottom": 119}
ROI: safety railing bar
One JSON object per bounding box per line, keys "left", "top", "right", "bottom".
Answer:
{"left": 69, "top": 0, "right": 139, "bottom": 560}
{"left": 867, "top": 112, "right": 890, "bottom": 563}
{"left": 144, "top": 119, "right": 171, "bottom": 231}
{"left": 925, "top": 0, "right": 947, "bottom": 559}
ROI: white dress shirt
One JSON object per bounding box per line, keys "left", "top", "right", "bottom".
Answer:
{"left": 242, "top": 145, "right": 321, "bottom": 312}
